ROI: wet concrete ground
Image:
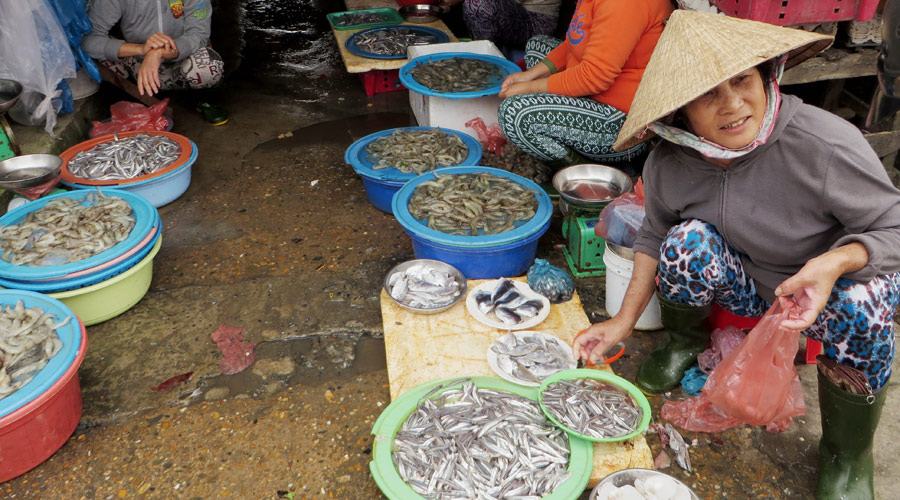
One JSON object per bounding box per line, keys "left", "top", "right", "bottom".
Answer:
{"left": 3, "top": 1, "right": 900, "bottom": 498}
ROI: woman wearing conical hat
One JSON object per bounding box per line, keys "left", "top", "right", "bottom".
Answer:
{"left": 573, "top": 9, "right": 900, "bottom": 499}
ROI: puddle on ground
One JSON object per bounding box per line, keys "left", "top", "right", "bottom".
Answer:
{"left": 189, "top": 335, "right": 386, "bottom": 401}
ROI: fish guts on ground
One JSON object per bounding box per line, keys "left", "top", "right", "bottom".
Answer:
{"left": 0, "top": 192, "right": 136, "bottom": 267}
{"left": 409, "top": 57, "right": 503, "bottom": 93}
{"left": 408, "top": 173, "right": 538, "bottom": 235}
{"left": 393, "top": 379, "right": 571, "bottom": 499}
{"left": 0, "top": 300, "right": 71, "bottom": 400}
{"left": 68, "top": 133, "right": 181, "bottom": 181}
{"left": 366, "top": 129, "right": 468, "bottom": 175}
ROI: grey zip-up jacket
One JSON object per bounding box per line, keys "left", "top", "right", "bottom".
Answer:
{"left": 633, "top": 94, "right": 900, "bottom": 303}
{"left": 82, "top": 0, "right": 212, "bottom": 63}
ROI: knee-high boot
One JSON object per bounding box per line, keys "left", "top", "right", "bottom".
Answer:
{"left": 817, "top": 369, "right": 888, "bottom": 500}
{"left": 634, "top": 295, "right": 711, "bottom": 394}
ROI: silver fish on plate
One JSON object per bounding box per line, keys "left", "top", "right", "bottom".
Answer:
{"left": 474, "top": 279, "right": 546, "bottom": 327}
{"left": 542, "top": 378, "right": 643, "bottom": 439}
{"left": 490, "top": 331, "right": 574, "bottom": 385}
{"left": 387, "top": 263, "right": 461, "bottom": 308}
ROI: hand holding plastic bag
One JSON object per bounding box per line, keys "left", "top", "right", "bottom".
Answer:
{"left": 661, "top": 298, "right": 806, "bottom": 433}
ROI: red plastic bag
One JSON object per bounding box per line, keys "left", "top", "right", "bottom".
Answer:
{"left": 90, "top": 98, "right": 170, "bottom": 138}
{"left": 465, "top": 117, "right": 507, "bottom": 155}
{"left": 662, "top": 298, "right": 806, "bottom": 433}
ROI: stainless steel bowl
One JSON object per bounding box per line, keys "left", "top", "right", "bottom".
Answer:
{"left": 605, "top": 241, "right": 634, "bottom": 260}
{"left": 0, "top": 154, "right": 62, "bottom": 190}
{"left": 383, "top": 259, "right": 467, "bottom": 315}
{"left": 399, "top": 4, "right": 445, "bottom": 24}
{"left": 0, "top": 79, "right": 22, "bottom": 113}
{"left": 591, "top": 469, "right": 700, "bottom": 500}
{"left": 552, "top": 164, "right": 633, "bottom": 208}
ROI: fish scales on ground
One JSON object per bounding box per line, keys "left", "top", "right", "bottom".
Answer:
{"left": 410, "top": 57, "right": 504, "bottom": 93}
{"left": 542, "top": 378, "right": 643, "bottom": 439}
{"left": 0, "top": 300, "right": 71, "bottom": 400}
{"left": 388, "top": 263, "right": 462, "bottom": 308}
{"left": 333, "top": 12, "right": 389, "bottom": 28}
{"left": 354, "top": 28, "right": 438, "bottom": 56}
{"left": 392, "top": 380, "right": 571, "bottom": 499}
{"left": 366, "top": 128, "right": 468, "bottom": 175}
{"left": 491, "top": 331, "right": 572, "bottom": 384}
{"left": 477, "top": 278, "right": 546, "bottom": 326}
{"left": 0, "top": 192, "right": 136, "bottom": 267}
{"left": 408, "top": 173, "right": 539, "bottom": 236}
{"left": 68, "top": 133, "right": 181, "bottom": 181}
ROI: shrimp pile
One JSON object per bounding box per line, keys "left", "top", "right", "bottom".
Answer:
{"left": 366, "top": 128, "right": 468, "bottom": 174}
{"left": 0, "top": 300, "right": 71, "bottom": 400}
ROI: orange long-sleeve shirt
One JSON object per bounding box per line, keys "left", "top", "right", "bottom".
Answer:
{"left": 544, "top": 0, "right": 673, "bottom": 113}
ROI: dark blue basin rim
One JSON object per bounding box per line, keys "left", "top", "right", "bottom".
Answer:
{"left": 399, "top": 52, "right": 522, "bottom": 99}
{"left": 344, "top": 25, "right": 450, "bottom": 60}
{"left": 345, "top": 127, "right": 483, "bottom": 182}
{"left": 0, "top": 290, "right": 81, "bottom": 418}
{"left": 0, "top": 189, "right": 158, "bottom": 280}
{"left": 391, "top": 166, "right": 553, "bottom": 248}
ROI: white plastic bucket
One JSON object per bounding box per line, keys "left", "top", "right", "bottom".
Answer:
{"left": 603, "top": 242, "right": 663, "bottom": 330}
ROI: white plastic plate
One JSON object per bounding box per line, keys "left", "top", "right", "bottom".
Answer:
{"left": 486, "top": 330, "right": 577, "bottom": 387}
{"left": 465, "top": 279, "right": 551, "bottom": 330}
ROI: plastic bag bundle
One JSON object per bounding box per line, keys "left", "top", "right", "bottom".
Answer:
{"left": 526, "top": 259, "right": 574, "bottom": 303}
{"left": 465, "top": 117, "right": 508, "bottom": 156}
{"left": 90, "top": 99, "right": 171, "bottom": 138}
{"left": 594, "top": 192, "right": 645, "bottom": 248}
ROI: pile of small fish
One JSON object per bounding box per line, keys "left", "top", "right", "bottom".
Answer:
{"left": 366, "top": 128, "right": 468, "bottom": 174}
{"left": 473, "top": 278, "right": 544, "bottom": 327}
{"left": 0, "top": 192, "right": 136, "bottom": 267}
{"left": 0, "top": 300, "right": 71, "bottom": 400}
{"left": 353, "top": 28, "right": 438, "bottom": 56}
{"left": 68, "top": 133, "right": 181, "bottom": 181}
{"left": 542, "top": 378, "right": 643, "bottom": 439}
{"left": 490, "top": 332, "right": 574, "bottom": 385}
{"left": 479, "top": 145, "right": 552, "bottom": 185}
{"left": 332, "top": 11, "right": 389, "bottom": 28}
{"left": 393, "top": 379, "right": 571, "bottom": 499}
{"left": 408, "top": 173, "right": 538, "bottom": 235}
{"left": 409, "top": 57, "right": 503, "bottom": 93}
{"left": 593, "top": 474, "right": 694, "bottom": 500}
{"left": 387, "top": 263, "right": 462, "bottom": 309}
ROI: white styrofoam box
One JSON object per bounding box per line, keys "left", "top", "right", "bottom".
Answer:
{"left": 406, "top": 41, "right": 511, "bottom": 134}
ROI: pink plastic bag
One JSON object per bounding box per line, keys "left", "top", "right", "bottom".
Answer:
{"left": 595, "top": 180, "right": 646, "bottom": 247}
{"left": 90, "top": 98, "right": 170, "bottom": 138}
{"left": 465, "top": 117, "right": 507, "bottom": 155}
{"left": 662, "top": 298, "right": 806, "bottom": 433}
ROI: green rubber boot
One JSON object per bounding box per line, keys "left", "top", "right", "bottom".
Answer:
{"left": 634, "top": 296, "right": 711, "bottom": 394}
{"left": 817, "top": 369, "right": 887, "bottom": 500}
{"left": 196, "top": 102, "right": 229, "bottom": 126}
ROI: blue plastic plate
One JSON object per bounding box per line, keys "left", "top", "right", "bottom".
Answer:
{"left": 391, "top": 166, "right": 553, "bottom": 248}
{"left": 345, "top": 127, "right": 483, "bottom": 182}
{"left": 0, "top": 227, "right": 161, "bottom": 293}
{"left": 345, "top": 25, "right": 449, "bottom": 60}
{"left": 399, "top": 52, "right": 522, "bottom": 99}
{"left": 0, "top": 189, "right": 158, "bottom": 280}
{"left": 0, "top": 290, "right": 81, "bottom": 418}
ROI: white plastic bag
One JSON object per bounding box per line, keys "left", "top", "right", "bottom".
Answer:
{"left": 0, "top": 0, "right": 76, "bottom": 135}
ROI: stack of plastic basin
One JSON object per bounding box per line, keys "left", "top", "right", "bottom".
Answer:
{"left": 0, "top": 290, "right": 87, "bottom": 482}
{"left": 58, "top": 130, "right": 197, "bottom": 208}
{"left": 345, "top": 126, "right": 482, "bottom": 214}
{"left": 0, "top": 189, "right": 161, "bottom": 325}
{"left": 391, "top": 166, "right": 552, "bottom": 279}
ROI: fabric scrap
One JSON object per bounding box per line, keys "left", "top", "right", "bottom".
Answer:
{"left": 210, "top": 324, "right": 256, "bottom": 375}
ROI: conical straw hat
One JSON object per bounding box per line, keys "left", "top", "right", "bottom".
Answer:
{"left": 613, "top": 9, "right": 833, "bottom": 151}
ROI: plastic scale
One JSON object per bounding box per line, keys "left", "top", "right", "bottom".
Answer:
{"left": 552, "top": 164, "right": 634, "bottom": 278}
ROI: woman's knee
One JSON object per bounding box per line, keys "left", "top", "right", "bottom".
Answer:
{"left": 659, "top": 220, "right": 720, "bottom": 268}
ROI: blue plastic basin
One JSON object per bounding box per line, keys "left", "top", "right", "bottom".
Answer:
{"left": 360, "top": 176, "right": 405, "bottom": 214}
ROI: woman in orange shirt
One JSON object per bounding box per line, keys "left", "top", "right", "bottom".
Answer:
{"left": 498, "top": 0, "right": 673, "bottom": 170}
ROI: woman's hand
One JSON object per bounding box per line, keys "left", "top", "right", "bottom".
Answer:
{"left": 137, "top": 50, "right": 164, "bottom": 96}
{"left": 774, "top": 243, "right": 869, "bottom": 330}
{"left": 142, "top": 33, "right": 176, "bottom": 55}
{"left": 499, "top": 64, "right": 551, "bottom": 98}
{"left": 573, "top": 315, "right": 635, "bottom": 364}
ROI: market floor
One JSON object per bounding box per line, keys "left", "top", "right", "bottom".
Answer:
{"left": 3, "top": 1, "right": 900, "bottom": 498}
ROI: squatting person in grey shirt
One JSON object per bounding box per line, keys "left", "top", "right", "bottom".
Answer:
{"left": 573, "top": 11, "right": 900, "bottom": 500}
{"left": 81, "top": 0, "right": 227, "bottom": 125}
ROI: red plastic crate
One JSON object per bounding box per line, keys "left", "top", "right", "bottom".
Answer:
{"left": 359, "top": 69, "right": 406, "bottom": 96}
{"left": 713, "top": 0, "right": 879, "bottom": 26}
{"left": 710, "top": 303, "right": 820, "bottom": 364}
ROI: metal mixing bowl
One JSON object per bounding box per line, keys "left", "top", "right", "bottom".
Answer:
{"left": 0, "top": 79, "right": 22, "bottom": 113}
{"left": 383, "top": 259, "right": 467, "bottom": 314}
{"left": 591, "top": 469, "right": 700, "bottom": 500}
{"left": 399, "top": 4, "right": 444, "bottom": 23}
{"left": 552, "top": 164, "right": 633, "bottom": 208}
{"left": 0, "top": 154, "right": 62, "bottom": 190}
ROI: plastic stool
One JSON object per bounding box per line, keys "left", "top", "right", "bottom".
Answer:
{"left": 710, "top": 303, "right": 820, "bottom": 364}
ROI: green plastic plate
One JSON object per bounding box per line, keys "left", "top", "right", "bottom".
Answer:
{"left": 370, "top": 375, "right": 593, "bottom": 500}
{"left": 327, "top": 8, "right": 403, "bottom": 30}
